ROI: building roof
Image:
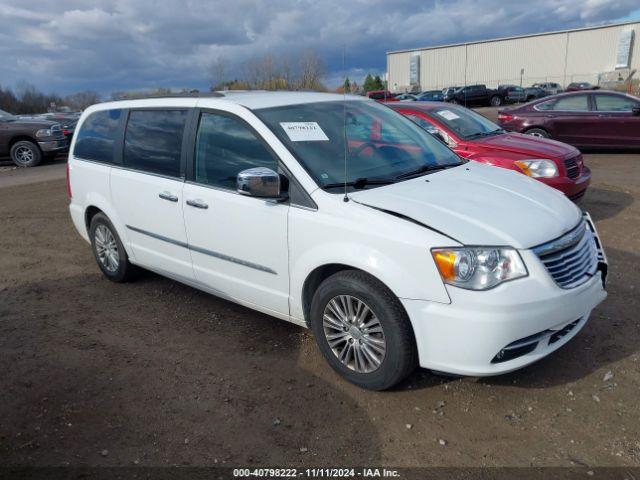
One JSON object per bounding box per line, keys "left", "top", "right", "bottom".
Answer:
{"left": 387, "top": 20, "right": 640, "bottom": 55}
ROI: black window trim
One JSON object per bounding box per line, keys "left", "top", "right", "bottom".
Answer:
{"left": 533, "top": 94, "right": 592, "bottom": 113}
{"left": 72, "top": 107, "right": 126, "bottom": 164}
{"left": 117, "top": 107, "right": 193, "bottom": 180}
{"left": 591, "top": 92, "right": 639, "bottom": 113}
{"left": 185, "top": 107, "right": 317, "bottom": 210}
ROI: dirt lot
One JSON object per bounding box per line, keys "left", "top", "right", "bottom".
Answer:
{"left": 0, "top": 151, "right": 639, "bottom": 469}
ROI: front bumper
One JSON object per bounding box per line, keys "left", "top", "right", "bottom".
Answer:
{"left": 402, "top": 249, "right": 607, "bottom": 376}
{"left": 539, "top": 166, "right": 591, "bottom": 202}
{"left": 38, "top": 139, "right": 68, "bottom": 152}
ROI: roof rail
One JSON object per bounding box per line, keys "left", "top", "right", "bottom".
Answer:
{"left": 116, "top": 91, "right": 226, "bottom": 100}
{"left": 144, "top": 92, "right": 224, "bottom": 98}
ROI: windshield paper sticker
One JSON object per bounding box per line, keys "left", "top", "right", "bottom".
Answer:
{"left": 436, "top": 110, "right": 460, "bottom": 121}
{"left": 280, "top": 122, "right": 329, "bottom": 141}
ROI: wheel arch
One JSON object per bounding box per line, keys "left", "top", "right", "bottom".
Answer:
{"left": 84, "top": 205, "right": 103, "bottom": 234}
{"left": 523, "top": 126, "right": 550, "bottom": 136}
{"left": 82, "top": 203, "right": 134, "bottom": 259}
{"left": 301, "top": 263, "right": 412, "bottom": 328}
{"left": 9, "top": 135, "right": 39, "bottom": 149}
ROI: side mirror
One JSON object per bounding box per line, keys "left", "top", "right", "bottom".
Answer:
{"left": 427, "top": 127, "right": 447, "bottom": 144}
{"left": 632, "top": 106, "right": 640, "bottom": 116}
{"left": 237, "top": 167, "right": 286, "bottom": 200}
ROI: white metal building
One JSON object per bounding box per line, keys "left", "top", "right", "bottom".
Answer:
{"left": 387, "top": 21, "right": 639, "bottom": 93}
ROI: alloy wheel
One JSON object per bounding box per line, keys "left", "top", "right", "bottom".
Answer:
{"left": 322, "top": 295, "right": 387, "bottom": 373}
{"left": 14, "top": 146, "right": 34, "bottom": 165}
{"left": 94, "top": 225, "right": 120, "bottom": 273}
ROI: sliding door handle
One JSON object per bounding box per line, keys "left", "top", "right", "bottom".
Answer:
{"left": 186, "top": 199, "right": 209, "bottom": 209}
{"left": 159, "top": 191, "right": 178, "bottom": 202}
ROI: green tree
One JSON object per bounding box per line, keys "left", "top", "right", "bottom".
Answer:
{"left": 342, "top": 77, "right": 351, "bottom": 93}
{"left": 373, "top": 75, "right": 384, "bottom": 90}
{"left": 363, "top": 74, "right": 375, "bottom": 92}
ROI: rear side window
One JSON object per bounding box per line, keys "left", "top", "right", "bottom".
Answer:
{"left": 594, "top": 95, "right": 637, "bottom": 112}
{"left": 552, "top": 95, "right": 589, "bottom": 111}
{"left": 123, "top": 110, "right": 188, "bottom": 177}
{"left": 73, "top": 109, "right": 122, "bottom": 162}
{"left": 194, "top": 112, "right": 277, "bottom": 190}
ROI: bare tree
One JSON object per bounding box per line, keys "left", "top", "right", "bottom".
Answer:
{"left": 296, "top": 49, "right": 326, "bottom": 90}
{"left": 209, "top": 56, "right": 228, "bottom": 91}
{"left": 64, "top": 91, "right": 101, "bottom": 110}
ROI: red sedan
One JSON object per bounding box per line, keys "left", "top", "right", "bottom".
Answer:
{"left": 388, "top": 102, "right": 591, "bottom": 202}
{"left": 496, "top": 90, "right": 640, "bottom": 149}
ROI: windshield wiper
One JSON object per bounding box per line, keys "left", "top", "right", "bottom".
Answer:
{"left": 395, "top": 163, "right": 460, "bottom": 180}
{"left": 321, "top": 177, "right": 396, "bottom": 190}
{"left": 466, "top": 129, "right": 505, "bottom": 139}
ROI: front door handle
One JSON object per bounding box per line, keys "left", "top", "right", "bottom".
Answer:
{"left": 186, "top": 199, "right": 209, "bottom": 209}
{"left": 159, "top": 191, "right": 178, "bottom": 202}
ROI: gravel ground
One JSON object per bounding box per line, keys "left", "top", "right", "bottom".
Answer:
{"left": 0, "top": 150, "right": 638, "bottom": 468}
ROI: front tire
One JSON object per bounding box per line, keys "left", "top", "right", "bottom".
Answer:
{"left": 525, "top": 128, "right": 551, "bottom": 138}
{"left": 89, "top": 213, "right": 138, "bottom": 283}
{"left": 309, "top": 270, "right": 417, "bottom": 390}
{"left": 10, "top": 140, "right": 42, "bottom": 167}
{"left": 490, "top": 95, "right": 503, "bottom": 107}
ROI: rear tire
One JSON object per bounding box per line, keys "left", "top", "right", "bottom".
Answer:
{"left": 309, "top": 270, "right": 417, "bottom": 390}
{"left": 490, "top": 95, "right": 503, "bottom": 107}
{"left": 525, "top": 128, "right": 550, "bottom": 139}
{"left": 89, "top": 213, "right": 139, "bottom": 283}
{"left": 10, "top": 140, "right": 42, "bottom": 167}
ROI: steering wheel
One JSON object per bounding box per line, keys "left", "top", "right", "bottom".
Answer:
{"left": 350, "top": 142, "right": 377, "bottom": 158}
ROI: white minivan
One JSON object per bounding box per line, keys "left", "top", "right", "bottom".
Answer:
{"left": 68, "top": 92, "right": 607, "bottom": 390}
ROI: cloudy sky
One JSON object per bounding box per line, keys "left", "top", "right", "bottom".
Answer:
{"left": 1, "top": 0, "right": 639, "bottom": 96}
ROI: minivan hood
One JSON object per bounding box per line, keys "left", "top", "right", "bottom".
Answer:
{"left": 474, "top": 132, "right": 579, "bottom": 160}
{"left": 350, "top": 162, "right": 582, "bottom": 249}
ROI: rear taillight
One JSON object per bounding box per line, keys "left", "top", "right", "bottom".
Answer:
{"left": 66, "top": 163, "right": 72, "bottom": 199}
{"left": 498, "top": 113, "right": 514, "bottom": 122}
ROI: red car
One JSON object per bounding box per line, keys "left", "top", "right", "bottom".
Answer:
{"left": 367, "top": 90, "right": 399, "bottom": 102}
{"left": 388, "top": 102, "right": 591, "bottom": 202}
{"left": 496, "top": 90, "right": 640, "bottom": 149}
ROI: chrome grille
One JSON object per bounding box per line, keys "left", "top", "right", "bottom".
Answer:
{"left": 564, "top": 156, "right": 580, "bottom": 179}
{"left": 533, "top": 221, "right": 598, "bottom": 289}
{"left": 50, "top": 124, "right": 65, "bottom": 140}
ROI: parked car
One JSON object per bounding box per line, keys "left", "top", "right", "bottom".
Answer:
{"left": 394, "top": 93, "right": 418, "bottom": 101}
{"left": 0, "top": 109, "right": 68, "bottom": 167}
{"left": 444, "top": 84, "right": 504, "bottom": 107}
{"left": 524, "top": 87, "right": 549, "bottom": 101}
{"left": 497, "top": 85, "right": 527, "bottom": 103}
{"left": 442, "top": 86, "right": 459, "bottom": 98}
{"left": 416, "top": 90, "right": 445, "bottom": 102}
{"left": 366, "top": 90, "right": 398, "bottom": 102}
{"left": 497, "top": 90, "right": 640, "bottom": 149}
{"left": 566, "top": 82, "right": 599, "bottom": 92}
{"left": 532, "top": 82, "right": 563, "bottom": 95}
{"left": 46, "top": 114, "right": 79, "bottom": 143}
{"left": 68, "top": 92, "right": 607, "bottom": 390}
{"left": 389, "top": 102, "right": 591, "bottom": 202}
{"left": 16, "top": 113, "right": 79, "bottom": 143}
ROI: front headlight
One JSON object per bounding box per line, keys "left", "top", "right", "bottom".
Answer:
{"left": 35, "top": 128, "right": 53, "bottom": 138}
{"left": 514, "top": 159, "right": 558, "bottom": 178}
{"left": 432, "top": 247, "right": 527, "bottom": 290}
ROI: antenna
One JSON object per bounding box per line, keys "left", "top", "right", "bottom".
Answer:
{"left": 342, "top": 44, "right": 349, "bottom": 203}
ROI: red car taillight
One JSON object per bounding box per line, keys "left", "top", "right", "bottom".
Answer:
{"left": 498, "top": 113, "right": 514, "bottom": 122}
{"left": 66, "top": 163, "right": 72, "bottom": 199}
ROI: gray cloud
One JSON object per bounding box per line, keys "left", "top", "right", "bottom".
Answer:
{"left": 0, "top": 0, "right": 638, "bottom": 95}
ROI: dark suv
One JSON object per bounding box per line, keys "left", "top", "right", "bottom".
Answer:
{"left": 444, "top": 84, "right": 504, "bottom": 107}
{"left": 0, "top": 109, "right": 68, "bottom": 167}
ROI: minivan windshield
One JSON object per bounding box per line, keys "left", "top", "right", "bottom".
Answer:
{"left": 426, "top": 105, "right": 504, "bottom": 140}
{"left": 255, "top": 100, "right": 462, "bottom": 191}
